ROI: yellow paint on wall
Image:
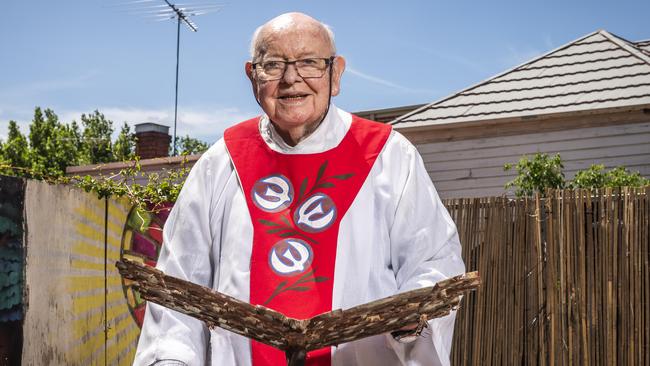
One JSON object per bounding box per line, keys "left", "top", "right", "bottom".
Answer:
{"left": 107, "top": 235, "right": 123, "bottom": 252}
{"left": 55, "top": 198, "right": 142, "bottom": 365}
{"left": 72, "top": 318, "right": 133, "bottom": 365}
{"left": 67, "top": 276, "right": 121, "bottom": 293}
{"left": 75, "top": 204, "right": 124, "bottom": 239}
{"left": 73, "top": 203, "right": 104, "bottom": 223}
{"left": 118, "top": 344, "right": 137, "bottom": 366}
{"left": 107, "top": 311, "right": 137, "bottom": 341}
{"left": 71, "top": 239, "right": 120, "bottom": 261}
{"left": 74, "top": 221, "right": 104, "bottom": 241}
{"left": 108, "top": 201, "right": 129, "bottom": 227}
{"left": 74, "top": 220, "right": 123, "bottom": 254}
{"left": 71, "top": 259, "right": 106, "bottom": 272}
{"left": 71, "top": 297, "right": 129, "bottom": 341}
{"left": 71, "top": 287, "right": 124, "bottom": 316}
{"left": 107, "top": 326, "right": 140, "bottom": 365}
{"left": 80, "top": 312, "right": 139, "bottom": 365}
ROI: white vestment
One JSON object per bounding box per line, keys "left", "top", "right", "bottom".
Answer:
{"left": 134, "top": 106, "right": 465, "bottom": 366}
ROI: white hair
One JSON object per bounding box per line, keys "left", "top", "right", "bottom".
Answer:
{"left": 249, "top": 19, "right": 336, "bottom": 61}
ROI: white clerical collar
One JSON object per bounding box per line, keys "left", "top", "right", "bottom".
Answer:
{"left": 259, "top": 105, "right": 352, "bottom": 154}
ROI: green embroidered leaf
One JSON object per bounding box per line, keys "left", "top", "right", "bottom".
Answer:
{"left": 279, "top": 231, "right": 296, "bottom": 237}
{"left": 299, "top": 275, "right": 329, "bottom": 284}
{"left": 316, "top": 161, "right": 328, "bottom": 183}
{"left": 298, "top": 177, "right": 308, "bottom": 202}
{"left": 331, "top": 173, "right": 354, "bottom": 180}
{"left": 296, "top": 233, "right": 319, "bottom": 245}
{"left": 316, "top": 182, "right": 335, "bottom": 189}
{"left": 280, "top": 215, "right": 292, "bottom": 227}
{"left": 264, "top": 281, "right": 288, "bottom": 304}
{"left": 294, "top": 270, "right": 314, "bottom": 284}
{"left": 258, "top": 219, "right": 279, "bottom": 227}
{"left": 288, "top": 286, "right": 312, "bottom": 292}
{"left": 266, "top": 228, "right": 285, "bottom": 234}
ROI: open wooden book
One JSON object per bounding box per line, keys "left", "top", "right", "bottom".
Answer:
{"left": 117, "top": 259, "right": 479, "bottom": 365}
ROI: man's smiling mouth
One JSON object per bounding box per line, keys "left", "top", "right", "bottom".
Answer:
{"left": 278, "top": 94, "right": 309, "bottom": 100}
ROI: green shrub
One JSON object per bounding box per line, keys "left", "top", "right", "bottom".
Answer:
{"left": 504, "top": 154, "right": 649, "bottom": 197}
{"left": 504, "top": 153, "right": 565, "bottom": 197}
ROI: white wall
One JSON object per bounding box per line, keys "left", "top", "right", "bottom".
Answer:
{"left": 416, "top": 121, "right": 650, "bottom": 198}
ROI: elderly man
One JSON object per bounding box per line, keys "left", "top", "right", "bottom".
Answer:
{"left": 135, "top": 12, "right": 464, "bottom": 366}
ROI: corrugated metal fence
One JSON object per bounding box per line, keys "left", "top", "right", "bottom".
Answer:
{"left": 446, "top": 188, "right": 649, "bottom": 366}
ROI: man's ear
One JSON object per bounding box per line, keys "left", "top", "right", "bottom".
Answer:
{"left": 245, "top": 61, "right": 259, "bottom": 102}
{"left": 330, "top": 56, "right": 346, "bottom": 97}
{"left": 245, "top": 61, "right": 254, "bottom": 82}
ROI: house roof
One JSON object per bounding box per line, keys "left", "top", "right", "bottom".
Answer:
{"left": 353, "top": 103, "right": 426, "bottom": 123}
{"left": 635, "top": 39, "right": 650, "bottom": 54}
{"left": 392, "top": 30, "right": 650, "bottom": 129}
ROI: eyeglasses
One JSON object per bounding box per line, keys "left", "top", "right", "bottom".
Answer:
{"left": 252, "top": 57, "right": 335, "bottom": 81}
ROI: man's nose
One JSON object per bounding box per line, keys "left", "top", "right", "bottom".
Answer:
{"left": 281, "top": 63, "right": 300, "bottom": 84}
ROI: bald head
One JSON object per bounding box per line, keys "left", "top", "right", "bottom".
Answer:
{"left": 250, "top": 12, "right": 336, "bottom": 61}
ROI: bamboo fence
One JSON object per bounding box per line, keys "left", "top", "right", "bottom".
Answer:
{"left": 445, "top": 187, "right": 649, "bottom": 366}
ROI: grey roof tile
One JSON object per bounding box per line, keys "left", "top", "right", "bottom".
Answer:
{"left": 633, "top": 40, "right": 650, "bottom": 55}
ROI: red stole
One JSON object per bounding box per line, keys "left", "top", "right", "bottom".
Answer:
{"left": 224, "top": 115, "right": 391, "bottom": 366}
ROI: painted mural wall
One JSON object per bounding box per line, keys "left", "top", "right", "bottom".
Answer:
{"left": 0, "top": 176, "right": 25, "bottom": 365}
{"left": 20, "top": 180, "right": 167, "bottom": 365}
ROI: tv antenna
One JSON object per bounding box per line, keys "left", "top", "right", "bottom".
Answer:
{"left": 118, "top": 0, "right": 224, "bottom": 155}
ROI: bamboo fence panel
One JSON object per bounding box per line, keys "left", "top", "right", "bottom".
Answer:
{"left": 447, "top": 187, "right": 649, "bottom": 366}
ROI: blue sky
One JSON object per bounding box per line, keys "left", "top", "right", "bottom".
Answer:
{"left": 1, "top": 0, "right": 649, "bottom": 143}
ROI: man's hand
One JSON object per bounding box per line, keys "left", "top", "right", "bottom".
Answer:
{"left": 390, "top": 314, "right": 428, "bottom": 343}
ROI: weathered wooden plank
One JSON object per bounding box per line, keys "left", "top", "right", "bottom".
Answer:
{"left": 416, "top": 122, "right": 650, "bottom": 155}
{"left": 426, "top": 143, "right": 650, "bottom": 174}
{"left": 422, "top": 131, "right": 650, "bottom": 164}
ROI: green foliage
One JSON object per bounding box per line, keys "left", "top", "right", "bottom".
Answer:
{"left": 0, "top": 107, "right": 206, "bottom": 209}
{"left": 113, "top": 122, "right": 136, "bottom": 161}
{"left": 0, "top": 107, "right": 143, "bottom": 178}
{"left": 2, "top": 108, "right": 83, "bottom": 179}
{"left": 81, "top": 110, "right": 114, "bottom": 164}
{"left": 0, "top": 121, "right": 30, "bottom": 172}
{"left": 505, "top": 154, "right": 650, "bottom": 196}
{"left": 175, "top": 135, "right": 210, "bottom": 156}
{"left": 65, "top": 156, "right": 191, "bottom": 208}
{"left": 571, "top": 164, "right": 607, "bottom": 188}
{"left": 605, "top": 166, "right": 650, "bottom": 187}
{"left": 504, "top": 153, "right": 565, "bottom": 197}
{"left": 572, "top": 165, "right": 650, "bottom": 188}
{"left": 29, "top": 108, "right": 77, "bottom": 175}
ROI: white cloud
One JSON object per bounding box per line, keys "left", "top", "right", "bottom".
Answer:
{"left": 346, "top": 66, "right": 433, "bottom": 94}
{"left": 0, "top": 120, "right": 31, "bottom": 142}
{"left": 0, "top": 106, "right": 33, "bottom": 141}
{"left": 85, "top": 106, "right": 255, "bottom": 143}
{"left": 502, "top": 44, "right": 544, "bottom": 68}
{"left": 0, "top": 71, "right": 98, "bottom": 100}
{"left": 0, "top": 105, "right": 256, "bottom": 143}
{"left": 405, "top": 43, "right": 489, "bottom": 75}
{"left": 543, "top": 34, "right": 556, "bottom": 51}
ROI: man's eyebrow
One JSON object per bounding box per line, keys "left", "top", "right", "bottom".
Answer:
{"left": 260, "top": 53, "right": 323, "bottom": 61}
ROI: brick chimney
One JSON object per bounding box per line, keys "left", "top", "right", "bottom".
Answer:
{"left": 135, "top": 123, "right": 171, "bottom": 159}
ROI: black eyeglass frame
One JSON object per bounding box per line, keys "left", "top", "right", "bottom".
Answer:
{"left": 252, "top": 56, "right": 336, "bottom": 81}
